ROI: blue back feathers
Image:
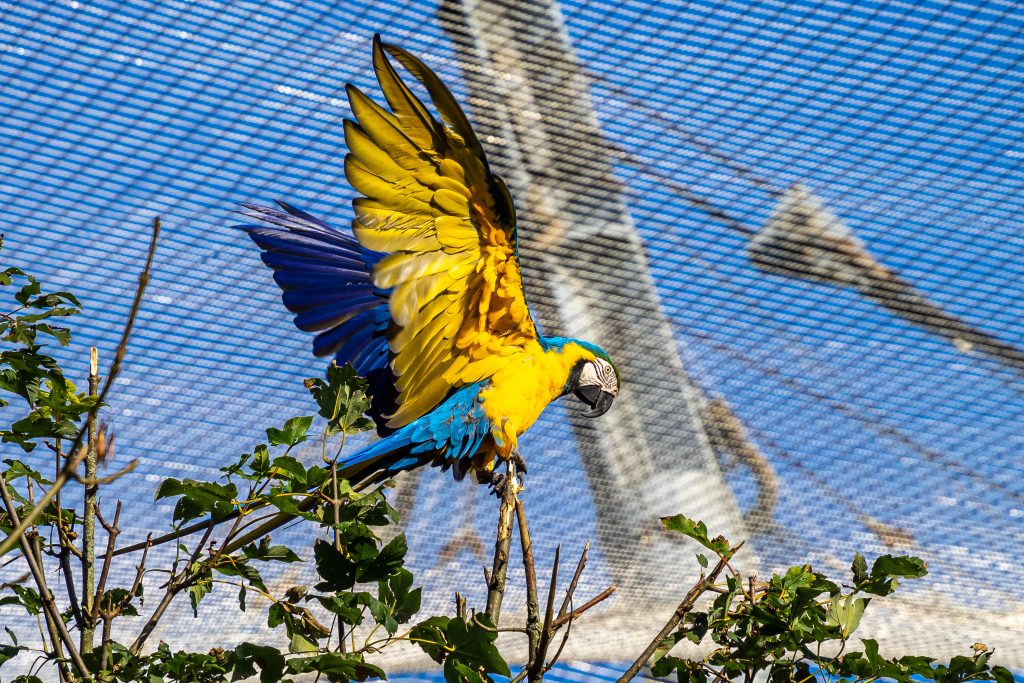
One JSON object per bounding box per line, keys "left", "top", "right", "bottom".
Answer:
{"left": 333, "top": 382, "right": 492, "bottom": 487}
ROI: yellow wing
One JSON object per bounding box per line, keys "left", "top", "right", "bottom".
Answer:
{"left": 345, "top": 35, "right": 538, "bottom": 428}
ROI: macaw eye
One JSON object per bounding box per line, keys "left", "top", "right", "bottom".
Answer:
{"left": 580, "top": 359, "right": 619, "bottom": 396}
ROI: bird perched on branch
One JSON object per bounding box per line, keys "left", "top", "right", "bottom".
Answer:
{"left": 242, "top": 35, "right": 618, "bottom": 491}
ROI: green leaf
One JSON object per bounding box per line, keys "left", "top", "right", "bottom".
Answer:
{"left": 213, "top": 557, "right": 267, "bottom": 593}
{"left": 252, "top": 444, "right": 270, "bottom": 474}
{"left": 364, "top": 593, "right": 399, "bottom": 635}
{"left": 872, "top": 555, "right": 928, "bottom": 580}
{"left": 411, "top": 616, "right": 451, "bottom": 663}
{"left": 696, "top": 553, "right": 708, "bottom": 569}
{"left": 229, "top": 642, "right": 286, "bottom": 683}
{"left": 852, "top": 552, "right": 869, "bottom": 584}
{"left": 305, "top": 363, "right": 374, "bottom": 436}
{"left": 444, "top": 616, "right": 510, "bottom": 678}
{"left": 315, "top": 594, "right": 365, "bottom": 626}
{"left": 382, "top": 568, "right": 422, "bottom": 624}
{"left": 0, "top": 643, "right": 25, "bottom": 667}
{"left": 34, "top": 323, "right": 71, "bottom": 346}
{"left": 10, "top": 585, "right": 41, "bottom": 615}
{"left": 187, "top": 571, "right": 212, "bottom": 617}
{"left": 270, "top": 455, "right": 307, "bottom": 486}
{"left": 15, "top": 279, "right": 40, "bottom": 305}
{"left": 288, "top": 632, "right": 318, "bottom": 654}
{"left": 991, "top": 666, "right": 1016, "bottom": 683}
{"left": 370, "top": 533, "right": 408, "bottom": 581}
{"left": 825, "top": 594, "right": 866, "bottom": 638}
{"left": 854, "top": 554, "right": 928, "bottom": 596}
{"left": 266, "top": 415, "right": 313, "bottom": 447}
{"left": 651, "top": 654, "right": 687, "bottom": 679}
{"left": 287, "top": 653, "right": 385, "bottom": 682}
{"left": 661, "top": 514, "right": 732, "bottom": 558}
{"left": 155, "top": 478, "right": 238, "bottom": 524}
{"left": 241, "top": 537, "right": 302, "bottom": 564}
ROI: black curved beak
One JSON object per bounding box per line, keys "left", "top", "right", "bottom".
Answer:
{"left": 574, "top": 385, "right": 615, "bottom": 418}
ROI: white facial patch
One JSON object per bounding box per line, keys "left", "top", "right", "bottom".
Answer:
{"left": 580, "top": 358, "right": 619, "bottom": 396}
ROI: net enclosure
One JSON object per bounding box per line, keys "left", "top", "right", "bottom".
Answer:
{"left": 1, "top": 0, "right": 1023, "bottom": 675}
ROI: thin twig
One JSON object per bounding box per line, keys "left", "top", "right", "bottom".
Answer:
{"left": 31, "top": 534, "right": 71, "bottom": 683}
{"left": 558, "top": 539, "right": 589, "bottom": 620}
{"left": 92, "top": 501, "right": 122, "bottom": 624}
{"left": 530, "top": 544, "right": 560, "bottom": 682}
{"left": 58, "top": 543, "right": 83, "bottom": 632}
{"left": 118, "top": 533, "right": 151, "bottom": 612}
{"left": 544, "top": 596, "right": 573, "bottom": 674}
{"left": 515, "top": 496, "right": 541, "bottom": 675}
{"left": 616, "top": 542, "right": 745, "bottom": 683}
{"left": 484, "top": 460, "right": 517, "bottom": 625}
{"left": 0, "top": 217, "right": 159, "bottom": 557}
{"left": 129, "top": 519, "right": 215, "bottom": 657}
{"left": 471, "top": 613, "right": 526, "bottom": 634}
{"left": 99, "top": 591, "right": 115, "bottom": 672}
{"left": 75, "top": 460, "right": 138, "bottom": 486}
{"left": 550, "top": 586, "right": 616, "bottom": 629}
{"left": 455, "top": 591, "right": 467, "bottom": 620}
{"left": 0, "top": 476, "right": 89, "bottom": 678}
{"left": 113, "top": 510, "right": 231, "bottom": 557}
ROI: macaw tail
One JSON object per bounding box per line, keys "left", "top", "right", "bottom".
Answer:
{"left": 238, "top": 202, "right": 399, "bottom": 433}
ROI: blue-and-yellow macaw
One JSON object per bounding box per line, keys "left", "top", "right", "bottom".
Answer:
{"left": 242, "top": 35, "right": 618, "bottom": 490}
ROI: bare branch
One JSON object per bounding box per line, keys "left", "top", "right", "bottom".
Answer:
{"left": 484, "top": 461, "right": 518, "bottom": 624}
{"left": 551, "top": 586, "right": 616, "bottom": 629}
{"left": 558, "top": 539, "right": 589, "bottom": 621}
{"left": 0, "top": 476, "right": 89, "bottom": 678}
{"left": 529, "top": 544, "right": 560, "bottom": 682}
{"left": 82, "top": 346, "right": 100, "bottom": 653}
{"left": 616, "top": 542, "right": 745, "bottom": 683}
{"left": 515, "top": 496, "right": 541, "bottom": 676}
{"left": 74, "top": 459, "right": 138, "bottom": 486}
{"left": 92, "top": 501, "right": 122, "bottom": 624}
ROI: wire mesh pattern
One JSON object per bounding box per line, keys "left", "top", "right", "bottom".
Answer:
{"left": 1, "top": 0, "right": 1022, "bottom": 674}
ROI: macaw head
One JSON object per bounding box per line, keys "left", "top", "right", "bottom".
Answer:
{"left": 561, "top": 340, "right": 620, "bottom": 419}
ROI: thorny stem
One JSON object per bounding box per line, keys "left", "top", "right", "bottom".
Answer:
{"left": 616, "top": 542, "right": 745, "bottom": 683}
{"left": 0, "top": 217, "right": 158, "bottom": 558}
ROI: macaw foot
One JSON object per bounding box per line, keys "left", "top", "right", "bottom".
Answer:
{"left": 511, "top": 448, "right": 528, "bottom": 476}
{"left": 487, "top": 472, "right": 509, "bottom": 498}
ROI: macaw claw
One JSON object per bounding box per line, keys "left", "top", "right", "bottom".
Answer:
{"left": 511, "top": 449, "right": 528, "bottom": 476}
{"left": 487, "top": 472, "right": 509, "bottom": 497}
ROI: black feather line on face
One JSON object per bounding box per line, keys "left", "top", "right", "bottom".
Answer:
{"left": 562, "top": 360, "right": 587, "bottom": 397}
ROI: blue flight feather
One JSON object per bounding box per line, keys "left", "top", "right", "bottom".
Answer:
{"left": 242, "top": 202, "right": 399, "bottom": 436}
